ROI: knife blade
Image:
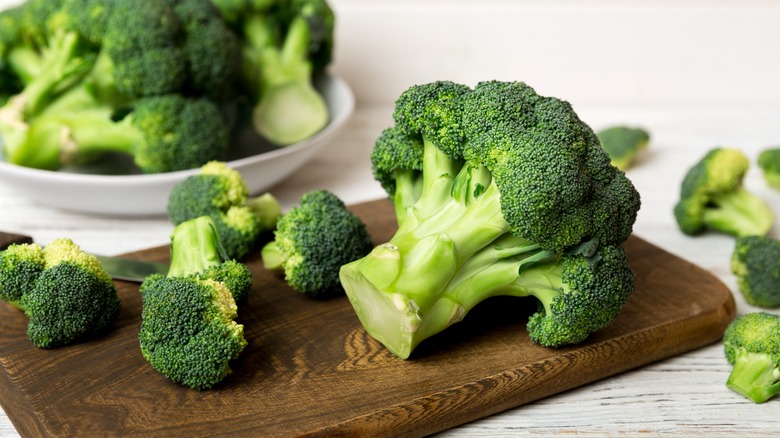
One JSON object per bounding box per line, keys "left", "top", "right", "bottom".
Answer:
{"left": 0, "top": 231, "right": 168, "bottom": 282}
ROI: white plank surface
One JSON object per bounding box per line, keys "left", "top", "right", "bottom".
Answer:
{"left": 2, "top": 0, "right": 780, "bottom": 436}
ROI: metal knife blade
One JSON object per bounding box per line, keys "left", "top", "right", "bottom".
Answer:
{"left": 0, "top": 231, "right": 168, "bottom": 283}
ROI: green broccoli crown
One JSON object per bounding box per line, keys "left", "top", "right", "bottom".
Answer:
{"left": 596, "top": 125, "right": 650, "bottom": 171}
{"left": 731, "top": 236, "right": 780, "bottom": 308}
{"left": 167, "top": 161, "right": 280, "bottom": 259}
{"left": 340, "top": 80, "right": 641, "bottom": 359}
{"left": 262, "top": 190, "right": 374, "bottom": 298}
{"left": 673, "top": 148, "right": 773, "bottom": 237}
{"left": 0, "top": 238, "right": 120, "bottom": 349}
{"left": 138, "top": 216, "right": 251, "bottom": 389}
{"left": 723, "top": 312, "right": 780, "bottom": 403}
{"left": 139, "top": 274, "right": 247, "bottom": 390}
{"left": 758, "top": 148, "right": 780, "bottom": 189}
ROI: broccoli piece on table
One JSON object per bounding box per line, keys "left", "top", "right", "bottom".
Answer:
{"left": 673, "top": 148, "right": 774, "bottom": 238}
{"left": 212, "top": 0, "right": 334, "bottom": 145}
{"left": 758, "top": 147, "right": 780, "bottom": 190}
{"left": 596, "top": 125, "right": 650, "bottom": 171}
{"left": 731, "top": 236, "right": 780, "bottom": 308}
{"left": 0, "top": 238, "right": 121, "bottom": 348}
{"left": 168, "top": 161, "right": 282, "bottom": 259}
{"left": 139, "top": 216, "right": 251, "bottom": 390}
{"left": 262, "top": 190, "right": 373, "bottom": 298}
{"left": 723, "top": 312, "right": 780, "bottom": 403}
{"left": 339, "top": 80, "right": 641, "bottom": 359}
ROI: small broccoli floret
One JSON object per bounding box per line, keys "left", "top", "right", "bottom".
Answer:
{"left": 758, "top": 148, "right": 780, "bottom": 190}
{"left": 213, "top": 0, "right": 334, "bottom": 145}
{"left": 139, "top": 216, "right": 250, "bottom": 390}
{"left": 596, "top": 125, "right": 650, "bottom": 171}
{"left": 0, "top": 238, "right": 121, "bottom": 349}
{"left": 262, "top": 190, "right": 373, "bottom": 298}
{"left": 723, "top": 312, "right": 780, "bottom": 403}
{"left": 340, "top": 80, "right": 641, "bottom": 359}
{"left": 731, "top": 236, "right": 780, "bottom": 308}
{"left": 168, "top": 161, "right": 282, "bottom": 259}
{"left": 673, "top": 148, "right": 774, "bottom": 238}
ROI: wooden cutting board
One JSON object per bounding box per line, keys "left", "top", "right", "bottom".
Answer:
{"left": 0, "top": 199, "right": 735, "bottom": 437}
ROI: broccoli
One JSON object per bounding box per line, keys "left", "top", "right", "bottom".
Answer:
{"left": 212, "top": 0, "right": 334, "bottom": 145}
{"left": 0, "top": 238, "right": 121, "bottom": 348}
{"left": 731, "top": 236, "right": 780, "bottom": 308}
{"left": 673, "top": 148, "right": 774, "bottom": 238}
{"left": 596, "top": 125, "right": 650, "bottom": 171}
{"left": 139, "top": 216, "right": 251, "bottom": 390}
{"left": 723, "top": 312, "right": 780, "bottom": 403}
{"left": 0, "top": 0, "right": 237, "bottom": 174}
{"left": 339, "top": 80, "right": 641, "bottom": 359}
{"left": 168, "top": 161, "right": 282, "bottom": 259}
{"left": 261, "top": 190, "right": 373, "bottom": 298}
{"left": 757, "top": 147, "right": 780, "bottom": 190}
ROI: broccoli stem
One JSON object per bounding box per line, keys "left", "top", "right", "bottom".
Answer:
{"left": 260, "top": 241, "right": 285, "bottom": 271}
{"left": 704, "top": 187, "right": 774, "bottom": 237}
{"left": 391, "top": 169, "right": 422, "bottom": 224}
{"left": 340, "top": 138, "right": 513, "bottom": 358}
{"left": 246, "top": 193, "right": 282, "bottom": 232}
{"left": 248, "top": 15, "right": 328, "bottom": 145}
{"left": 167, "top": 217, "right": 226, "bottom": 278}
{"left": 726, "top": 349, "right": 780, "bottom": 403}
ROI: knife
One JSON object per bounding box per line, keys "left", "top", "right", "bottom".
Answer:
{"left": 0, "top": 231, "right": 168, "bottom": 282}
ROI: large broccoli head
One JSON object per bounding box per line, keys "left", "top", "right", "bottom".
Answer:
{"left": 342, "top": 80, "right": 641, "bottom": 359}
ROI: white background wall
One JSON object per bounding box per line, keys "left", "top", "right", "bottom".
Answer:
{"left": 327, "top": 0, "right": 780, "bottom": 109}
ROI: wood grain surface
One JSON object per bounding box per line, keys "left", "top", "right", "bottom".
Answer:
{"left": 0, "top": 199, "right": 736, "bottom": 437}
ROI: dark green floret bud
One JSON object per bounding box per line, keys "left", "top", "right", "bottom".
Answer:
{"left": 731, "top": 236, "right": 780, "bottom": 308}
{"left": 596, "top": 125, "right": 650, "bottom": 171}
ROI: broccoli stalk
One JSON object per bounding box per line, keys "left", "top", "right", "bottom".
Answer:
{"left": 340, "top": 81, "right": 640, "bottom": 359}
{"left": 139, "top": 216, "right": 252, "bottom": 390}
{"left": 723, "top": 312, "right": 780, "bottom": 403}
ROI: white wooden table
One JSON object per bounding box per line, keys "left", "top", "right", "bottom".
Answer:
{"left": 2, "top": 0, "right": 780, "bottom": 436}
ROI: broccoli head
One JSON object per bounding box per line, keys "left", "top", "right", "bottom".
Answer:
{"left": 723, "top": 312, "right": 780, "bottom": 403}
{"left": 261, "top": 190, "right": 373, "bottom": 298}
{"left": 340, "top": 80, "right": 641, "bottom": 359}
{"left": 673, "top": 148, "right": 773, "bottom": 238}
{"left": 168, "top": 161, "right": 282, "bottom": 259}
{"left": 596, "top": 125, "right": 650, "bottom": 171}
{"left": 0, "top": 238, "right": 121, "bottom": 348}
{"left": 139, "top": 216, "right": 251, "bottom": 390}
{"left": 731, "top": 236, "right": 780, "bottom": 308}
{"left": 758, "top": 147, "right": 780, "bottom": 190}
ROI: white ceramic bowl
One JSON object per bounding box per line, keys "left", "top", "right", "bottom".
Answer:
{"left": 0, "top": 75, "right": 355, "bottom": 217}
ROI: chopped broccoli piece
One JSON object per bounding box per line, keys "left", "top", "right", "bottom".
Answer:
{"left": 261, "top": 190, "right": 373, "bottom": 298}
{"left": 673, "top": 148, "right": 773, "bottom": 238}
{"left": 167, "top": 161, "right": 282, "bottom": 259}
{"left": 340, "top": 80, "right": 641, "bottom": 359}
{"left": 731, "top": 236, "right": 780, "bottom": 308}
{"left": 139, "top": 216, "right": 251, "bottom": 390}
{"left": 723, "top": 312, "right": 780, "bottom": 403}
{"left": 596, "top": 125, "right": 650, "bottom": 171}
{"left": 212, "top": 0, "right": 334, "bottom": 145}
{"left": 758, "top": 147, "right": 780, "bottom": 189}
{"left": 0, "top": 238, "right": 121, "bottom": 348}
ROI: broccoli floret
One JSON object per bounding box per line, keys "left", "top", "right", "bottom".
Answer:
{"left": 261, "top": 190, "right": 373, "bottom": 298}
{"left": 0, "top": 238, "right": 121, "bottom": 349}
{"left": 596, "top": 125, "right": 650, "bottom": 171}
{"left": 11, "top": 90, "right": 229, "bottom": 173}
{"left": 213, "top": 0, "right": 334, "bottom": 145}
{"left": 673, "top": 148, "right": 774, "bottom": 238}
{"left": 168, "top": 161, "right": 282, "bottom": 259}
{"left": 339, "top": 80, "right": 641, "bottom": 359}
{"left": 723, "top": 312, "right": 780, "bottom": 403}
{"left": 139, "top": 216, "right": 251, "bottom": 390}
{"left": 758, "top": 148, "right": 780, "bottom": 190}
{"left": 731, "top": 236, "right": 780, "bottom": 308}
